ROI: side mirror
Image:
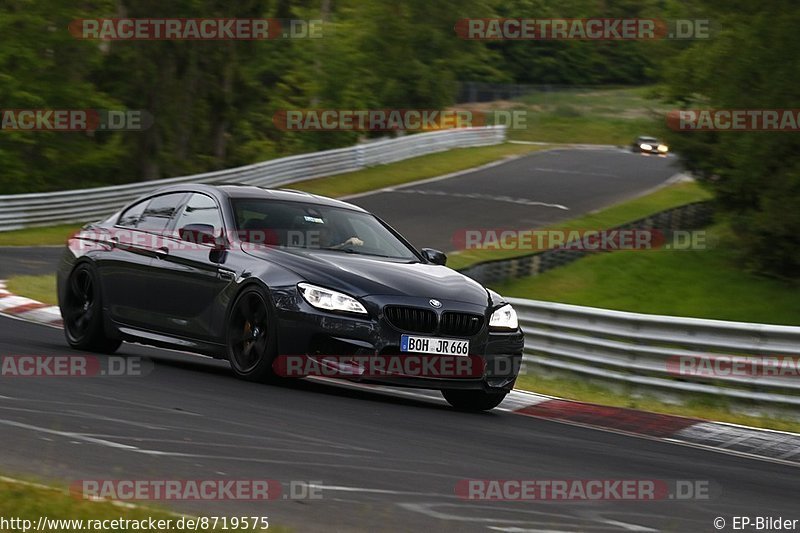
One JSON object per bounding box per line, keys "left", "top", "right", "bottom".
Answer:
{"left": 179, "top": 224, "right": 217, "bottom": 246}
{"left": 421, "top": 247, "right": 447, "bottom": 266}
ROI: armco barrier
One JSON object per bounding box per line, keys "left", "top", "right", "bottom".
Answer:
{"left": 0, "top": 126, "right": 506, "bottom": 231}
{"left": 510, "top": 298, "right": 800, "bottom": 408}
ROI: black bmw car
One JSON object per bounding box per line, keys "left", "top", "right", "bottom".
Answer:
{"left": 57, "top": 184, "right": 524, "bottom": 411}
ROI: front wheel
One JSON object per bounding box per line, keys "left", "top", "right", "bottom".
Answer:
{"left": 61, "top": 263, "right": 121, "bottom": 354}
{"left": 226, "top": 286, "right": 279, "bottom": 382}
{"left": 442, "top": 389, "right": 507, "bottom": 411}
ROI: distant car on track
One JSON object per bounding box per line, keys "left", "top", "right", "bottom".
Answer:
{"left": 57, "top": 184, "right": 523, "bottom": 411}
{"left": 631, "top": 136, "right": 669, "bottom": 155}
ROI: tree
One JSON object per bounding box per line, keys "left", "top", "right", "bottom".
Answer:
{"left": 662, "top": 0, "right": 800, "bottom": 278}
{"left": 0, "top": 0, "right": 124, "bottom": 193}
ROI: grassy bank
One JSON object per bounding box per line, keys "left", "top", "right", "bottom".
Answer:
{"left": 0, "top": 477, "right": 287, "bottom": 532}
{"left": 492, "top": 222, "right": 800, "bottom": 326}
{"left": 6, "top": 275, "right": 58, "bottom": 306}
{"left": 463, "top": 85, "right": 666, "bottom": 146}
{"left": 0, "top": 224, "right": 84, "bottom": 247}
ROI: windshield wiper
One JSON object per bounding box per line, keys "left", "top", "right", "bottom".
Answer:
{"left": 320, "top": 247, "right": 395, "bottom": 259}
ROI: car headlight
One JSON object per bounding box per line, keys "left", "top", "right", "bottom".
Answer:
{"left": 489, "top": 304, "right": 518, "bottom": 331}
{"left": 640, "top": 143, "right": 652, "bottom": 151}
{"left": 657, "top": 144, "right": 669, "bottom": 153}
{"left": 298, "top": 283, "right": 367, "bottom": 314}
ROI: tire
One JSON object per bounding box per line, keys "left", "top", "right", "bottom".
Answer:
{"left": 61, "top": 263, "right": 121, "bottom": 354}
{"left": 442, "top": 389, "right": 507, "bottom": 412}
{"left": 226, "top": 285, "right": 280, "bottom": 382}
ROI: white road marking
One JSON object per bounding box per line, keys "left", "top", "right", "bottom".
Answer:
{"left": 385, "top": 188, "right": 569, "bottom": 210}
{"left": 398, "top": 502, "right": 644, "bottom": 530}
{"left": 0, "top": 405, "right": 168, "bottom": 431}
{"left": 0, "top": 419, "right": 139, "bottom": 450}
{"left": 68, "top": 438, "right": 379, "bottom": 458}
{"left": 307, "top": 484, "right": 452, "bottom": 498}
{"left": 341, "top": 156, "right": 530, "bottom": 201}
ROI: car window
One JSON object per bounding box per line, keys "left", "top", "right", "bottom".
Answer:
{"left": 137, "top": 193, "right": 187, "bottom": 233}
{"left": 174, "top": 193, "right": 223, "bottom": 239}
{"left": 117, "top": 200, "right": 148, "bottom": 228}
{"left": 232, "top": 199, "right": 417, "bottom": 260}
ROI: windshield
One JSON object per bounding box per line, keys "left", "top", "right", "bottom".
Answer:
{"left": 232, "top": 198, "right": 418, "bottom": 260}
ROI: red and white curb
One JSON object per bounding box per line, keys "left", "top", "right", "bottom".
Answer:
{"left": 0, "top": 280, "right": 62, "bottom": 328}
{"left": 2, "top": 280, "right": 798, "bottom": 466}
{"left": 510, "top": 394, "right": 800, "bottom": 466}
{"left": 309, "top": 380, "right": 800, "bottom": 465}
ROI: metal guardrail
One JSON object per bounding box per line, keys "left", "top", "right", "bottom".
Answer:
{"left": 510, "top": 298, "right": 800, "bottom": 407}
{"left": 0, "top": 126, "right": 506, "bottom": 231}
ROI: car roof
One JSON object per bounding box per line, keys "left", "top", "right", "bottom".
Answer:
{"left": 149, "top": 183, "right": 367, "bottom": 212}
{"left": 637, "top": 136, "right": 659, "bottom": 141}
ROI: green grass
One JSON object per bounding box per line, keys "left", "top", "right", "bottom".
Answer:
{"left": 492, "top": 222, "right": 800, "bottom": 326}
{"left": 515, "top": 372, "right": 800, "bottom": 433}
{"left": 0, "top": 477, "right": 287, "bottom": 532}
{"left": 0, "top": 143, "right": 547, "bottom": 247}
{"left": 512, "top": 114, "right": 659, "bottom": 146}
{"left": 0, "top": 223, "right": 82, "bottom": 247}
{"left": 6, "top": 275, "right": 58, "bottom": 306}
{"left": 500, "top": 86, "right": 667, "bottom": 146}
{"left": 447, "top": 180, "right": 712, "bottom": 270}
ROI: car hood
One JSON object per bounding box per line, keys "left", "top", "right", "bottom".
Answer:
{"left": 243, "top": 245, "right": 490, "bottom": 306}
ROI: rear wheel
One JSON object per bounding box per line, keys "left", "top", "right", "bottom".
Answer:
{"left": 442, "top": 389, "right": 507, "bottom": 411}
{"left": 227, "top": 286, "right": 279, "bottom": 382}
{"left": 61, "top": 263, "right": 121, "bottom": 354}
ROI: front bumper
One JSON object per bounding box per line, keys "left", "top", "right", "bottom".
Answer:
{"left": 273, "top": 292, "right": 524, "bottom": 392}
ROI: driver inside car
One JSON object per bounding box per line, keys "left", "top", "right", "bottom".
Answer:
{"left": 315, "top": 221, "right": 363, "bottom": 249}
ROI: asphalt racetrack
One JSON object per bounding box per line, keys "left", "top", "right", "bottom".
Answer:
{"left": 0, "top": 316, "right": 797, "bottom": 532}
{"left": 350, "top": 147, "right": 679, "bottom": 252}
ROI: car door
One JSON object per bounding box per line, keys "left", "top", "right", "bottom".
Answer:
{"left": 96, "top": 192, "right": 188, "bottom": 328}
{"left": 144, "top": 192, "right": 233, "bottom": 341}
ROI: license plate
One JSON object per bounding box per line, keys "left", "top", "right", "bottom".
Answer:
{"left": 400, "top": 335, "right": 469, "bottom": 356}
